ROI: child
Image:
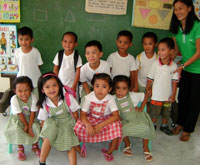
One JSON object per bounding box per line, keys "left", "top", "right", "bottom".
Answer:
{"left": 107, "top": 30, "right": 137, "bottom": 92}
{"left": 4, "top": 76, "right": 41, "bottom": 161}
{"left": 136, "top": 32, "right": 158, "bottom": 93}
{"left": 113, "top": 75, "right": 155, "bottom": 162}
{"left": 80, "top": 40, "right": 110, "bottom": 97}
{"left": 0, "top": 32, "right": 7, "bottom": 54}
{"left": 145, "top": 38, "right": 179, "bottom": 135}
{"left": 53, "top": 31, "right": 82, "bottom": 94}
{"left": 74, "top": 73, "right": 122, "bottom": 162}
{"left": 12, "top": 26, "right": 43, "bottom": 91}
{"left": 37, "top": 72, "right": 80, "bottom": 165}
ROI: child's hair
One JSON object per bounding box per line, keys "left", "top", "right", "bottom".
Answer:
{"left": 91, "top": 73, "right": 112, "bottom": 88}
{"left": 18, "top": 26, "right": 33, "bottom": 38}
{"left": 13, "top": 76, "right": 33, "bottom": 91}
{"left": 142, "top": 32, "right": 157, "bottom": 43}
{"left": 85, "top": 40, "right": 102, "bottom": 52}
{"left": 158, "top": 38, "right": 175, "bottom": 50}
{"left": 170, "top": 0, "right": 199, "bottom": 34}
{"left": 37, "top": 72, "right": 64, "bottom": 107}
{"left": 113, "top": 75, "right": 131, "bottom": 90}
{"left": 62, "top": 31, "right": 78, "bottom": 42}
{"left": 117, "top": 30, "right": 133, "bottom": 42}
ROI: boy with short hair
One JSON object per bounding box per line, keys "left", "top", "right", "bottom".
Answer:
{"left": 53, "top": 31, "right": 82, "bottom": 93}
{"left": 136, "top": 32, "right": 158, "bottom": 93}
{"left": 143, "top": 38, "right": 179, "bottom": 135}
{"left": 107, "top": 30, "right": 137, "bottom": 92}
{"left": 12, "top": 26, "right": 43, "bottom": 88}
{"left": 80, "top": 40, "right": 110, "bottom": 95}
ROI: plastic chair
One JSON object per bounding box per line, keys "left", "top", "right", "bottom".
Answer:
{"left": 118, "top": 102, "right": 152, "bottom": 152}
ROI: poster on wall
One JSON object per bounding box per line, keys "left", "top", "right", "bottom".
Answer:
{"left": 132, "top": 0, "right": 173, "bottom": 30}
{"left": 193, "top": 0, "right": 200, "bottom": 19}
{"left": 0, "top": 0, "right": 20, "bottom": 23}
{"left": 0, "top": 24, "right": 18, "bottom": 74}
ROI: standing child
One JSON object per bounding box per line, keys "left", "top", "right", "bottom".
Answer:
{"left": 37, "top": 72, "right": 80, "bottom": 165}
{"left": 107, "top": 30, "right": 138, "bottom": 92}
{"left": 113, "top": 75, "right": 155, "bottom": 162}
{"left": 74, "top": 73, "right": 122, "bottom": 162}
{"left": 4, "top": 76, "right": 41, "bottom": 161}
{"left": 12, "top": 26, "right": 43, "bottom": 91}
{"left": 145, "top": 38, "right": 179, "bottom": 135}
{"left": 53, "top": 31, "right": 82, "bottom": 96}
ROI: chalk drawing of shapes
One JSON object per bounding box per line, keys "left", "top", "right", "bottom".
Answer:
{"left": 158, "top": 10, "right": 169, "bottom": 20}
{"left": 35, "top": 29, "right": 44, "bottom": 40}
{"left": 33, "top": 9, "right": 47, "bottom": 21}
{"left": 149, "top": 1, "right": 161, "bottom": 9}
{"left": 65, "top": 10, "right": 76, "bottom": 22}
{"left": 89, "top": 26, "right": 96, "bottom": 39}
{"left": 139, "top": 8, "right": 151, "bottom": 19}
{"left": 149, "top": 15, "right": 158, "bottom": 24}
{"left": 87, "top": 14, "right": 105, "bottom": 22}
{"left": 162, "top": 0, "right": 170, "bottom": 2}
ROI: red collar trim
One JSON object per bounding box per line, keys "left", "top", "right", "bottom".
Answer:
{"left": 158, "top": 57, "right": 173, "bottom": 66}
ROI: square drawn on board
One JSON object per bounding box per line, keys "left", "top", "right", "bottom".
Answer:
{"left": 33, "top": 9, "right": 47, "bottom": 21}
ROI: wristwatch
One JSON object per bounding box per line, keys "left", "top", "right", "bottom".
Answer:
{"left": 181, "top": 64, "right": 185, "bottom": 69}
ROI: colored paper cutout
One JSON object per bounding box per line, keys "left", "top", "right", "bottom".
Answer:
{"left": 139, "top": 8, "right": 151, "bottom": 19}
{"left": 158, "top": 10, "right": 169, "bottom": 20}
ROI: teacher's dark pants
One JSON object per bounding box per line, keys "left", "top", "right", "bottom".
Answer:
{"left": 177, "top": 70, "right": 200, "bottom": 133}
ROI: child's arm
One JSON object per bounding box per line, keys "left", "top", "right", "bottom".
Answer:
{"left": 71, "top": 67, "right": 81, "bottom": 92}
{"left": 18, "top": 113, "right": 29, "bottom": 133}
{"left": 168, "top": 81, "right": 178, "bottom": 103}
{"left": 82, "top": 82, "right": 91, "bottom": 94}
{"left": 72, "top": 111, "right": 79, "bottom": 121}
{"left": 28, "top": 111, "right": 35, "bottom": 137}
{"left": 130, "top": 70, "right": 138, "bottom": 92}
{"left": 53, "top": 65, "right": 59, "bottom": 76}
{"left": 94, "top": 111, "right": 119, "bottom": 134}
{"left": 80, "top": 111, "right": 95, "bottom": 136}
{"left": 40, "top": 120, "right": 44, "bottom": 128}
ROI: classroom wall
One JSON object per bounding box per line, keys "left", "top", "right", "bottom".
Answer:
{"left": 0, "top": 75, "right": 10, "bottom": 92}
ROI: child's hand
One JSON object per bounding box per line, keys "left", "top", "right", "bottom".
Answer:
{"left": 132, "top": 87, "right": 138, "bottom": 92}
{"left": 168, "top": 95, "right": 175, "bottom": 103}
{"left": 94, "top": 123, "right": 103, "bottom": 134}
{"left": 28, "top": 127, "right": 35, "bottom": 137}
{"left": 71, "top": 86, "right": 76, "bottom": 92}
{"left": 86, "top": 124, "right": 95, "bottom": 136}
{"left": 147, "top": 87, "right": 152, "bottom": 97}
{"left": 23, "top": 125, "right": 28, "bottom": 133}
{"left": 135, "top": 106, "right": 143, "bottom": 112}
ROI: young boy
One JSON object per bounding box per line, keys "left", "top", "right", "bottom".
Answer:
{"left": 144, "top": 38, "right": 179, "bottom": 135}
{"left": 80, "top": 40, "right": 110, "bottom": 96}
{"left": 136, "top": 32, "right": 158, "bottom": 93}
{"left": 12, "top": 26, "right": 43, "bottom": 89}
{"left": 53, "top": 31, "right": 82, "bottom": 93}
{"left": 107, "top": 30, "right": 137, "bottom": 92}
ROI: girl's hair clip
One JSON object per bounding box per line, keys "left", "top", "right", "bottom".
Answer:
{"left": 42, "top": 73, "right": 57, "bottom": 78}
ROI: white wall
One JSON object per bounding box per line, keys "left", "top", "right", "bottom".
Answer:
{"left": 0, "top": 75, "right": 10, "bottom": 92}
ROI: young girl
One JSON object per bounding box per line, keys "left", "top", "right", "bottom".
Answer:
{"left": 4, "top": 76, "right": 41, "bottom": 161}
{"left": 113, "top": 75, "right": 155, "bottom": 162}
{"left": 37, "top": 72, "right": 80, "bottom": 165}
{"left": 74, "top": 73, "right": 122, "bottom": 162}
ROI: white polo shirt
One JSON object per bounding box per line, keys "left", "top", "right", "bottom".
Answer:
{"left": 147, "top": 58, "right": 179, "bottom": 101}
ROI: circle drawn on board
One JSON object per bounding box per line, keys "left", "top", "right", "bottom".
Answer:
{"left": 35, "top": 29, "right": 44, "bottom": 40}
{"left": 149, "top": 15, "right": 158, "bottom": 24}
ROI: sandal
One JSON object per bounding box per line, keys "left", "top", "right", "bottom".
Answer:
{"left": 18, "top": 147, "right": 26, "bottom": 161}
{"left": 101, "top": 148, "right": 114, "bottom": 162}
{"left": 144, "top": 152, "right": 152, "bottom": 163}
{"left": 80, "top": 143, "right": 87, "bottom": 158}
{"left": 123, "top": 145, "right": 133, "bottom": 157}
{"left": 179, "top": 133, "right": 190, "bottom": 142}
{"left": 172, "top": 125, "right": 182, "bottom": 135}
{"left": 32, "top": 144, "right": 41, "bottom": 157}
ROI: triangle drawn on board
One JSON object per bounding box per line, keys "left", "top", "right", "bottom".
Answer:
{"left": 65, "top": 10, "right": 76, "bottom": 22}
{"left": 139, "top": 8, "right": 151, "bottom": 19}
{"left": 158, "top": 10, "right": 169, "bottom": 20}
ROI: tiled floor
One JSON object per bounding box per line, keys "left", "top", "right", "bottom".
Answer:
{"left": 0, "top": 110, "right": 200, "bottom": 165}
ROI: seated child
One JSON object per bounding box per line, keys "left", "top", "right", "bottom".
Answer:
{"left": 113, "top": 75, "right": 155, "bottom": 163}
{"left": 107, "top": 30, "right": 137, "bottom": 91}
{"left": 145, "top": 38, "right": 179, "bottom": 135}
{"left": 74, "top": 73, "right": 122, "bottom": 162}
{"left": 80, "top": 40, "right": 110, "bottom": 97}
{"left": 4, "top": 76, "right": 40, "bottom": 161}
{"left": 37, "top": 72, "right": 80, "bottom": 165}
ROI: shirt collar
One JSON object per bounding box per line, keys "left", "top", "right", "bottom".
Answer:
{"left": 158, "top": 57, "right": 173, "bottom": 66}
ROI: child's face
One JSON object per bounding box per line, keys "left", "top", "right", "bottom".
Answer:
{"left": 15, "top": 83, "right": 31, "bottom": 103}
{"left": 93, "top": 79, "right": 111, "bottom": 100}
{"left": 158, "top": 43, "right": 171, "bottom": 61}
{"left": 85, "top": 46, "right": 103, "bottom": 65}
{"left": 116, "top": 36, "right": 132, "bottom": 53}
{"left": 115, "top": 81, "right": 129, "bottom": 98}
{"left": 42, "top": 78, "right": 60, "bottom": 102}
{"left": 62, "top": 34, "right": 77, "bottom": 54}
{"left": 18, "top": 34, "right": 33, "bottom": 49}
{"left": 143, "top": 37, "right": 156, "bottom": 54}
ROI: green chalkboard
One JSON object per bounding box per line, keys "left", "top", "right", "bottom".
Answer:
{"left": 10, "top": 0, "right": 170, "bottom": 73}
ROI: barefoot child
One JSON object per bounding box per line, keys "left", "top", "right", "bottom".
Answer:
{"left": 4, "top": 76, "right": 41, "bottom": 161}
{"left": 113, "top": 75, "right": 155, "bottom": 162}
{"left": 37, "top": 72, "right": 80, "bottom": 165}
{"left": 74, "top": 73, "right": 122, "bottom": 161}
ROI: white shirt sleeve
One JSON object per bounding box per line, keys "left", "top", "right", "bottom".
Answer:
{"left": 147, "top": 62, "right": 156, "bottom": 80}
{"left": 135, "top": 55, "right": 140, "bottom": 70}
{"left": 35, "top": 48, "right": 43, "bottom": 66}
{"left": 30, "top": 93, "right": 39, "bottom": 112}
{"left": 108, "top": 96, "right": 118, "bottom": 112}
{"left": 10, "top": 95, "right": 22, "bottom": 114}
{"left": 81, "top": 96, "right": 90, "bottom": 113}
{"left": 80, "top": 64, "right": 87, "bottom": 82}
{"left": 37, "top": 106, "right": 49, "bottom": 121}
{"left": 129, "top": 55, "right": 136, "bottom": 71}
{"left": 67, "top": 94, "right": 80, "bottom": 112}
{"left": 76, "top": 55, "right": 82, "bottom": 68}
{"left": 130, "top": 92, "right": 144, "bottom": 107}
{"left": 172, "top": 64, "right": 179, "bottom": 81}
{"left": 53, "top": 53, "right": 59, "bottom": 66}
{"left": 107, "top": 54, "right": 113, "bottom": 68}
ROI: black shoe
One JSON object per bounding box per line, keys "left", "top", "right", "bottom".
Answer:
{"left": 154, "top": 125, "right": 157, "bottom": 130}
{"left": 39, "top": 161, "right": 46, "bottom": 165}
{"left": 160, "top": 126, "right": 173, "bottom": 135}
